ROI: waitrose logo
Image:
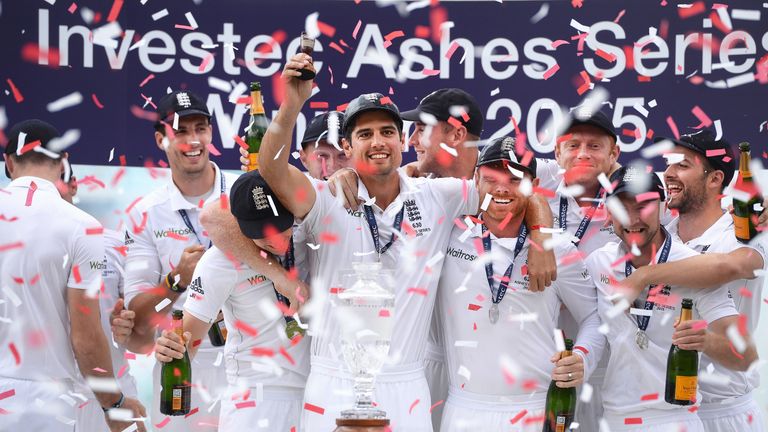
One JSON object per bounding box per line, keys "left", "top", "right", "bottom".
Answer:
{"left": 154, "top": 227, "right": 194, "bottom": 239}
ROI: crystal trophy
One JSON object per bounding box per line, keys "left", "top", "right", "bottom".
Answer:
{"left": 333, "top": 262, "right": 395, "bottom": 422}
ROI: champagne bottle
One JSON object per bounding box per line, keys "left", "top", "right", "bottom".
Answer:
{"left": 207, "top": 313, "right": 227, "bottom": 347}
{"left": 665, "top": 298, "right": 698, "bottom": 406}
{"left": 160, "top": 310, "right": 192, "bottom": 415}
{"left": 246, "top": 82, "right": 269, "bottom": 172}
{"left": 543, "top": 339, "right": 577, "bottom": 432}
{"left": 732, "top": 142, "right": 759, "bottom": 243}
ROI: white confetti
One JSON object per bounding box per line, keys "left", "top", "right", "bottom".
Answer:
{"left": 2, "top": 286, "right": 22, "bottom": 307}
{"left": 530, "top": 3, "right": 549, "bottom": 23}
{"left": 642, "top": 139, "right": 674, "bottom": 159}
{"left": 107, "top": 408, "right": 134, "bottom": 422}
{"left": 92, "top": 22, "right": 122, "bottom": 49}
{"left": 606, "top": 297, "right": 630, "bottom": 319}
{"left": 258, "top": 297, "right": 281, "bottom": 321}
{"left": 257, "top": 418, "right": 270, "bottom": 428}
{"left": 570, "top": 19, "right": 590, "bottom": 33}
{"left": 454, "top": 340, "right": 478, "bottom": 348}
{"left": 553, "top": 328, "right": 565, "bottom": 352}
{"left": 714, "top": 119, "right": 723, "bottom": 141}
{"left": 726, "top": 72, "right": 755, "bottom": 88}
{"left": 304, "top": 12, "right": 320, "bottom": 39}
{"left": 208, "top": 76, "right": 232, "bottom": 93}
{"left": 266, "top": 195, "right": 279, "bottom": 216}
{"left": 291, "top": 151, "right": 301, "bottom": 160}
{"left": 663, "top": 152, "right": 685, "bottom": 165}
{"left": 597, "top": 172, "right": 613, "bottom": 194}
{"left": 307, "top": 243, "right": 320, "bottom": 250}
{"left": 184, "top": 11, "right": 198, "bottom": 29}
{"left": 490, "top": 87, "right": 500, "bottom": 96}
{"left": 154, "top": 298, "right": 172, "bottom": 312}
{"left": 457, "top": 365, "right": 471, "bottom": 381}
{"left": 480, "top": 193, "right": 492, "bottom": 211}
{"left": 731, "top": 9, "right": 761, "bottom": 21}
{"left": 425, "top": 252, "right": 444, "bottom": 269}
{"left": 629, "top": 308, "right": 653, "bottom": 317}
{"left": 439, "top": 142, "right": 457, "bottom": 157}
{"left": 648, "top": 99, "right": 657, "bottom": 108}
{"left": 151, "top": 8, "right": 168, "bottom": 21}
{"left": 48, "top": 129, "right": 81, "bottom": 153}
{"left": 86, "top": 377, "right": 120, "bottom": 393}
{"left": 519, "top": 177, "right": 533, "bottom": 197}
{"left": 214, "top": 350, "right": 224, "bottom": 366}
{"left": 579, "top": 382, "right": 593, "bottom": 403}
{"left": 726, "top": 324, "right": 747, "bottom": 353}
{"left": 273, "top": 144, "right": 285, "bottom": 160}
{"left": 109, "top": 148, "right": 115, "bottom": 162}
{"left": 47, "top": 92, "right": 83, "bottom": 112}
{"left": 605, "top": 196, "right": 630, "bottom": 226}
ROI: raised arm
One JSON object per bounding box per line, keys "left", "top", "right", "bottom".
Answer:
{"left": 623, "top": 247, "right": 764, "bottom": 302}
{"left": 525, "top": 193, "right": 557, "bottom": 292}
{"left": 257, "top": 53, "right": 316, "bottom": 219}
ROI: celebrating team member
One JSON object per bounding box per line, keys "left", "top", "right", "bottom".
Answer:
{"left": 58, "top": 164, "right": 143, "bottom": 431}
{"left": 154, "top": 170, "right": 310, "bottom": 432}
{"left": 0, "top": 120, "right": 144, "bottom": 431}
{"left": 437, "top": 137, "right": 604, "bottom": 431}
{"left": 586, "top": 166, "right": 743, "bottom": 431}
{"left": 620, "top": 130, "right": 765, "bottom": 431}
{"left": 122, "top": 89, "right": 240, "bottom": 430}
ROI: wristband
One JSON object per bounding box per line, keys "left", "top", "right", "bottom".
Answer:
{"left": 102, "top": 392, "right": 125, "bottom": 412}
{"left": 166, "top": 272, "right": 186, "bottom": 294}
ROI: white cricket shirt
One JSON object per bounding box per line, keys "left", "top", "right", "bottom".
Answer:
{"left": 301, "top": 168, "right": 479, "bottom": 365}
{"left": 0, "top": 177, "right": 104, "bottom": 382}
{"left": 183, "top": 246, "right": 309, "bottom": 389}
{"left": 586, "top": 238, "right": 738, "bottom": 420}
{"left": 124, "top": 162, "right": 238, "bottom": 357}
{"left": 666, "top": 212, "right": 766, "bottom": 404}
{"left": 438, "top": 223, "right": 604, "bottom": 395}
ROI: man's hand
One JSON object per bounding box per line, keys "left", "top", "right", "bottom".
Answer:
{"left": 239, "top": 146, "right": 250, "bottom": 172}
{"left": 672, "top": 319, "right": 708, "bottom": 352}
{"left": 526, "top": 230, "right": 557, "bottom": 292}
{"left": 154, "top": 329, "right": 190, "bottom": 363}
{"left": 105, "top": 397, "right": 147, "bottom": 432}
{"left": 327, "top": 168, "right": 362, "bottom": 210}
{"left": 550, "top": 351, "right": 585, "bottom": 388}
{"left": 619, "top": 266, "right": 650, "bottom": 304}
{"left": 403, "top": 161, "right": 421, "bottom": 178}
{"left": 273, "top": 274, "right": 310, "bottom": 315}
{"left": 282, "top": 53, "right": 315, "bottom": 108}
{"left": 110, "top": 298, "right": 135, "bottom": 345}
{"left": 174, "top": 245, "right": 205, "bottom": 288}
{"left": 758, "top": 198, "right": 767, "bottom": 229}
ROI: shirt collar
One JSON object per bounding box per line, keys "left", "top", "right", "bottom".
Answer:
{"left": 8, "top": 176, "right": 59, "bottom": 193}
{"left": 167, "top": 162, "right": 224, "bottom": 211}
{"left": 675, "top": 212, "right": 732, "bottom": 248}
{"left": 356, "top": 168, "right": 417, "bottom": 214}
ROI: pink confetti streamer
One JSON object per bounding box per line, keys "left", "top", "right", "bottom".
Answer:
{"left": 542, "top": 63, "right": 560, "bottom": 80}
{"left": 6, "top": 79, "right": 24, "bottom": 103}
{"left": 666, "top": 116, "right": 680, "bottom": 140}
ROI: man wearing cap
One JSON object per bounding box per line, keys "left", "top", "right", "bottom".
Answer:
{"left": 0, "top": 120, "right": 144, "bottom": 431}
{"left": 586, "top": 165, "right": 745, "bottom": 431}
{"left": 56, "top": 163, "right": 144, "bottom": 431}
{"left": 120, "top": 89, "right": 241, "bottom": 430}
{"left": 619, "top": 130, "right": 766, "bottom": 431}
{"left": 152, "top": 170, "right": 310, "bottom": 432}
{"left": 436, "top": 136, "right": 604, "bottom": 431}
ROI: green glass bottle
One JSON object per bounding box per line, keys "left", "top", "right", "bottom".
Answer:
{"left": 543, "top": 339, "right": 577, "bottom": 432}
{"left": 160, "top": 310, "right": 192, "bottom": 415}
{"left": 246, "top": 82, "right": 269, "bottom": 172}
{"left": 732, "top": 142, "right": 759, "bottom": 243}
{"left": 665, "top": 298, "right": 698, "bottom": 405}
{"left": 207, "top": 313, "right": 227, "bottom": 347}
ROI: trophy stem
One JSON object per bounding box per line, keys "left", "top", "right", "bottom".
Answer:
{"left": 354, "top": 373, "right": 375, "bottom": 410}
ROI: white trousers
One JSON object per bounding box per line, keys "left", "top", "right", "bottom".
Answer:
{"left": 149, "top": 351, "right": 226, "bottom": 432}
{"left": 699, "top": 393, "right": 766, "bottom": 432}
{"left": 440, "top": 386, "right": 546, "bottom": 432}
{"left": 602, "top": 409, "right": 705, "bottom": 432}
{"left": 0, "top": 377, "right": 77, "bottom": 432}
{"left": 424, "top": 342, "right": 448, "bottom": 432}
{"left": 74, "top": 371, "right": 140, "bottom": 432}
{"left": 219, "top": 384, "right": 303, "bottom": 432}
{"left": 301, "top": 356, "right": 433, "bottom": 432}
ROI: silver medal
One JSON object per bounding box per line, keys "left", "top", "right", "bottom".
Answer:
{"left": 635, "top": 329, "right": 649, "bottom": 350}
{"left": 489, "top": 303, "right": 499, "bottom": 324}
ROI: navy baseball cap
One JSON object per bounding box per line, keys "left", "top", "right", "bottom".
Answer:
{"left": 302, "top": 111, "right": 344, "bottom": 149}
{"left": 4, "top": 119, "right": 63, "bottom": 178}
{"left": 609, "top": 165, "right": 666, "bottom": 202}
{"left": 155, "top": 90, "right": 210, "bottom": 128}
{"left": 654, "top": 129, "right": 736, "bottom": 186}
{"left": 229, "top": 171, "right": 294, "bottom": 239}
{"left": 477, "top": 136, "right": 537, "bottom": 178}
{"left": 401, "top": 88, "right": 483, "bottom": 137}
{"left": 343, "top": 93, "right": 403, "bottom": 134}
{"left": 566, "top": 107, "right": 617, "bottom": 142}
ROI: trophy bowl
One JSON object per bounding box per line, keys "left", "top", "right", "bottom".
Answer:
{"left": 334, "top": 262, "right": 395, "bottom": 420}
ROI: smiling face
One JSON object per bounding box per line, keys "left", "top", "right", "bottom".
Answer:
{"left": 300, "top": 140, "right": 351, "bottom": 180}
{"left": 664, "top": 145, "right": 718, "bottom": 214}
{"left": 156, "top": 114, "right": 212, "bottom": 177}
{"left": 555, "top": 124, "right": 619, "bottom": 189}
{"left": 611, "top": 193, "right": 662, "bottom": 250}
{"left": 343, "top": 110, "right": 404, "bottom": 178}
{"left": 475, "top": 163, "right": 537, "bottom": 223}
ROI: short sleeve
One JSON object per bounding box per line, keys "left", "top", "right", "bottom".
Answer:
{"left": 428, "top": 177, "right": 479, "bottom": 218}
{"left": 183, "top": 251, "right": 236, "bottom": 324}
{"left": 123, "top": 206, "right": 162, "bottom": 307}
{"left": 299, "top": 178, "right": 333, "bottom": 236}
{"left": 535, "top": 158, "right": 562, "bottom": 191}
{"left": 68, "top": 222, "right": 105, "bottom": 291}
{"left": 694, "top": 286, "right": 738, "bottom": 325}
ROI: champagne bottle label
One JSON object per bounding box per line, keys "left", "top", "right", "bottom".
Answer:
{"left": 218, "top": 320, "right": 228, "bottom": 340}
{"left": 247, "top": 154, "right": 259, "bottom": 171}
{"left": 733, "top": 214, "right": 750, "bottom": 239}
{"left": 555, "top": 415, "right": 566, "bottom": 432}
{"left": 674, "top": 375, "right": 697, "bottom": 401}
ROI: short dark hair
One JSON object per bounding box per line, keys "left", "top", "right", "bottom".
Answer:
{"left": 153, "top": 116, "right": 211, "bottom": 136}
{"left": 8, "top": 151, "right": 61, "bottom": 168}
{"left": 343, "top": 112, "right": 403, "bottom": 145}
{"left": 699, "top": 156, "right": 728, "bottom": 193}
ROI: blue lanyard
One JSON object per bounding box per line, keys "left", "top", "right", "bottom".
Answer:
{"left": 363, "top": 205, "right": 405, "bottom": 255}
{"left": 481, "top": 221, "right": 528, "bottom": 305}
{"left": 177, "top": 171, "right": 226, "bottom": 248}
{"left": 625, "top": 227, "right": 672, "bottom": 332}
{"left": 558, "top": 188, "right": 603, "bottom": 243}
{"left": 274, "top": 237, "right": 298, "bottom": 325}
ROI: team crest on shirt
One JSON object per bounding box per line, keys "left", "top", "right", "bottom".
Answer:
{"left": 404, "top": 199, "right": 430, "bottom": 236}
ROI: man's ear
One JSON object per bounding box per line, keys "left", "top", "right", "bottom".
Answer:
{"left": 298, "top": 148, "right": 310, "bottom": 170}
{"left": 154, "top": 131, "right": 167, "bottom": 151}
{"left": 451, "top": 125, "right": 468, "bottom": 147}
{"left": 342, "top": 137, "right": 353, "bottom": 158}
